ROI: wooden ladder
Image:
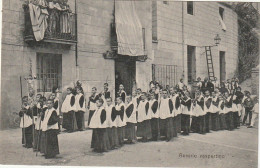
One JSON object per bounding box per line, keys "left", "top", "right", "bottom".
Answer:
{"left": 205, "top": 46, "right": 215, "bottom": 81}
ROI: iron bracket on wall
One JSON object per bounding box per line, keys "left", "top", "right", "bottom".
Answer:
{"left": 103, "top": 50, "right": 118, "bottom": 59}
{"left": 136, "top": 55, "right": 148, "bottom": 62}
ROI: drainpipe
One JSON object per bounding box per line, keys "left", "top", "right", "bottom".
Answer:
{"left": 182, "top": 2, "right": 185, "bottom": 82}
{"left": 75, "top": 0, "right": 79, "bottom": 80}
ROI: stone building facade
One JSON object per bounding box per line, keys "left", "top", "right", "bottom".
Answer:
{"left": 152, "top": 1, "right": 238, "bottom": 85}
{"left": 1, "top": 0, "right": 238, "bottom": 129}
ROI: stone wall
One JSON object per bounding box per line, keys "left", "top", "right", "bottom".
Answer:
{"left": 152, "top": 1, "right": 238, "bottom": 85}
{"left": 1, "top": 0, "right": 152, "bottom": 129}
{"left": 1, "top": 0, "right": 76, "bottom": 129}
{"left": 76, "top": 0, "right": 152, "bottom": 100}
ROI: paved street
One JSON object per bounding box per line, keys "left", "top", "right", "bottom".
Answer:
{"left": 0, "top": 125, "right": 258, "bottom": 167}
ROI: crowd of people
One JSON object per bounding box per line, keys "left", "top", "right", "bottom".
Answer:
{"left": 18, "top": 76, "right": 259, "bottom": 157}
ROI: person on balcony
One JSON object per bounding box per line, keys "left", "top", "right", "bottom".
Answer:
{"left": 48, "top": 0, "right": 61, "bottom": 35}
{"left": 60, "top": 0, "right": 72, "bottom": 34}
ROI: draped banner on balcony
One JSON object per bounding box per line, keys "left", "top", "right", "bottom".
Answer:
{"left": 115, "top": 1, "right": 145, "bottom": 56}
{"left": 29, "top": 1, "right": 49, "bottom": 41}
{"left": 219, "top": 14, "right": 227, "bottom": 31}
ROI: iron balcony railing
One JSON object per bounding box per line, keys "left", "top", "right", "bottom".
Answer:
{"left": 23, "top": 4, "right": 77, "bottom": 45}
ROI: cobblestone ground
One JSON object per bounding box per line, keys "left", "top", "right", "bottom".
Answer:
{"left": 0, "top": 124, "right": 258, "bottom": 168}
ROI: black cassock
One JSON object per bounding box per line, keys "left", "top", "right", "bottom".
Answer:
{"left": 91, "top": 109, "right": 111, "bottom": 153}
{"left": 116, "top": 105, "right": 125, "bottom": 146}
{"left": 225, "top": 97, "right": 234, "bottom": 131}
{"left": 194, "top": 98, "right": 206, "bottom": 134}
{"left": 219, "top": 102, "right": 227, "bottom": 130}
{"left": 125, "top": 104, "right": 136, "bottom": 141}
{"left": 172, "top": 96, "right": 180, "bottom": 137}
{"left": 181, "top": 99, "right": 191, "bottom": 135}
{"left": 159, "top": 99, "right": 174, "bottom": 141}
{"left": 137, "top": 102, "right": 152, "bottom": 141}
{"left": 233, "top": 96, "right": 240, "bottom": 128}
{"left": 150, "top": 100, "right": 160, "bottom": 141}
{"left": 75, "top": 95, "right": 85, "bottom": 130}
{"left": 34, "top": 106, "right": 47, "bottom": 151}
{"left": 204, "top": 97, "right": 212, "bottom": 132}
{"left": 88, "top": 94, "right": 100, "bottom": 126}
{"left": 41, "top": 110, "right": 60, "bottom": 158}
{"left": 32, "top": 105, "right": 41, "bottom": 150}
{"left": 19, "top": 107, "right": 33, "bottom": 148}
{"left": 212, "top": 98, "right": 220, "bottom": 131}
{"left": 62, "top": 95, "right": 77, "bottom": 132}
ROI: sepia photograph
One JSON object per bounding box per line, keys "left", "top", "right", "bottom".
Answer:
{"left": 0, "top": 0, "right": 259, "bottom": 167}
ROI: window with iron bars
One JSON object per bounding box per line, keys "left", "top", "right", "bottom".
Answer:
{"left": 152, "top": 64, "right": 177, "bottom": 88}
{"left": 36, "top": 53, "right": 62, "bottom": 92}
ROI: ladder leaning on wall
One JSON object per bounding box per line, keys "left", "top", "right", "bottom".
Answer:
{"left": 205, "top": 46, "right": 216, "bottom": 81}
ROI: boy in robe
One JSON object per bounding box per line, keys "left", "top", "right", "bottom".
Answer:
{"left": 88, "top": 87, "right": 99, "bottom": 126}
{"left": 40, "top": 99, "right": 60, "bottom": 159}
{"left": 176, "top": 90, "right": 183, "bottom": 134}
{"left": 117, "top": 84, "right": 127, "bottom": 103}
{"left": 242, "top": 91, "right": 254, "bottom": 126}
{"left": 32, "top": 94, "right": 42, "bottom": 150}
{"left": 50, "top": 92, "right": 61, "bottom": 132}
{"left": 75, "top": 86, "right": 86, "bottom": 131}
{"left": 180, "top": 91, "right": 192, "bottom": 135}
{"left": 192, "top": 90, "right": 206, "bottom": 134}
{"left": 100, "top": 83, "right": 111, "bottom": 99}
{"left": 204, "top": 90, "right": 213, "bottom": 133}
{"left": 211, "top": 91, "right": 220, "bottom": 131}
{"left": 224, "top": 91, "right": 234, "bottom": 131}
{"left": 149, "top": 93, "right": 160, "bottom": 141}
{"left": 61, "top": 87, "right": 77, "bottom": 133}
{"left": 115, "top": 97, "right": 126, "bottom": 146}
{"left": 19, "top": 96, "right": 33, "bottom": 148}
{"left": 159, "top": 89, "right": 174, "bottom": 141}
{"left": 136, "top": 93, "right": 152, "bottom": 142}
{"left": 158, "top": 88, "right": 163, "bottom": 103}
{"left": 89, "top": 98, "right": 110, "bottom": 153}
{"left": 35, "top": 97, "right": 48, "bottom": 152}
{"left": 155, "top": 83, "right": 160, "bottom": 100}
{"left": 38, "top": 97, "right": 48, "bottom": 154}
{"left": 105, "top": 97, "right": 119, "bottom": 149}
{"left": 232, "top": 91, "right": 240, "bottom": 129}
{"left": 135, "top": 88, "right": 142, "bottom": 106}
{"left": 218, "top": 95, "right": 227, "bottom": 130}
{"left": 235, "top": 87, "right": 244, "bottom": 123}
{"left": 125, "top": 96, "right": 137, "bottom": 143}
{"left": 170, "top": 87, "right": 180, "bottom": 137}
{"left": 98, "top": 83, "right": 111, "bottom": 107}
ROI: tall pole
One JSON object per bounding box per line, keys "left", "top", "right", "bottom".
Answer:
{"left": 20, "top": 76, "right": 26, "bottom": 146}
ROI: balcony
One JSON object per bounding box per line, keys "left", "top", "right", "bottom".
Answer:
{"left": 23, "top": 4, "right": 77, "bottom": 45}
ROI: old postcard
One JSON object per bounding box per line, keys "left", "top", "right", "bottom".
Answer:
{"left": 0, "top": 0, "right": 259, "bottom": 167}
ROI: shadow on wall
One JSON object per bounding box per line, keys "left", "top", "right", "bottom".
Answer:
{"left": 1, "top": 90, "right": 12, "bottom": 129}
{"left": 1, "top": 75, "right": 24, "bottom": 129}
